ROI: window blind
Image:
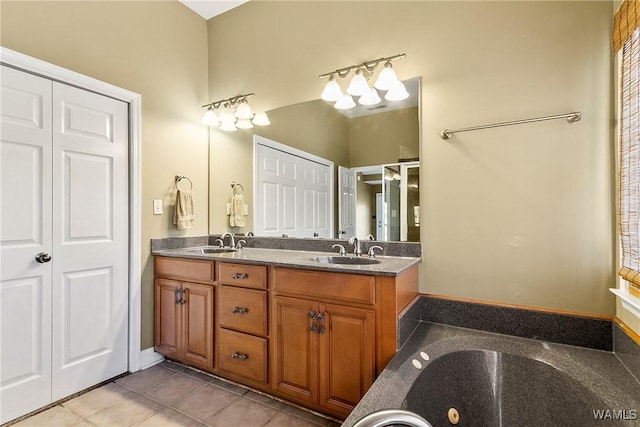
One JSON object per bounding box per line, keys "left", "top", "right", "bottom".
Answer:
{"left": 619, "top": 26, "right": 640, "bottom": 295}
{"left": 614, "top": 0, "right": 640, "bottom": 54}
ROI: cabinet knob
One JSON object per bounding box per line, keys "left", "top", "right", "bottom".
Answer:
{"left": 231, "top": 306, "right": 248, "bottom": 314}
{"left": 231, "top": 273, "right": 248, "bottom": 280}
{"left": 231, "top": 352, "right": 248, "bottom": 361}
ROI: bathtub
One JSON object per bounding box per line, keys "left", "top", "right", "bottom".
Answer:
{"left": 342, "top": 323, "right": 640, "bottom": 427}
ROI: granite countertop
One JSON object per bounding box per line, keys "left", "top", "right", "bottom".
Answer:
{"left": 152, "top": 246, "right": 420, "bottom": 277}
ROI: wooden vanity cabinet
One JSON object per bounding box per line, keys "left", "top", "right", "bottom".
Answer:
{"left": 271, "top": 268, "right": 377, "bottom": 419}
{"left": 154, "top": 257, "right": 215, "bottom": 371}
{"left": 216, "top": 262, "right": 269, "bottom": 389}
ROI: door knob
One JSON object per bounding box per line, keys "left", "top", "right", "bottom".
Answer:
{"left": 35, "top": 252, "right": 52, "bottom": 263}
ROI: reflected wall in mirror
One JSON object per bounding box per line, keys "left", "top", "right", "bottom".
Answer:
{"left": 208, "top": 78, "right": 420, "bottom": 241}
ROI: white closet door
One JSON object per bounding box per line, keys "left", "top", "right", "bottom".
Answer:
{"left": 255, "top": 139, "right": 333, "bottom": 238}
{"left": 256, "top": 143, "right": 299, "bottom": 236}
{"left": 51, "top": 83, "right": 129, "bottom": 400}
{"left": 301, "top": 159, "right": 331, "bottom": 238}
{"left": 0, "top": 66, "right": 54, "bottom": 423}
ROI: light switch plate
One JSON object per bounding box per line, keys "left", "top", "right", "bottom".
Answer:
{"left": 153, "top": 199, "right": 163, "bottom": 215}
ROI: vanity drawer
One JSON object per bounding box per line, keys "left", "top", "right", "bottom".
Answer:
{"left": 218, "top": 263, "right": 267, "bottom": 289}
{"left": 218, "top": 329, "right": 267, "bottom": 383}
{"left": 218, "top": 285, "right": 267, "bottom": 336}
{"left": 273, "top": 268, "right": 375, "bottom": 305}
{"left": 155, "top": 256, "right": 215, "bottom": 284}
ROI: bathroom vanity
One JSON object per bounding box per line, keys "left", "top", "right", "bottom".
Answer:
{"left": 152, "top": 241, "right": 420, "bottom": 419}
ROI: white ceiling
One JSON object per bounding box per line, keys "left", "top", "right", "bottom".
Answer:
{"left": 179, "top": 0, "right": 249, "bottom": 19}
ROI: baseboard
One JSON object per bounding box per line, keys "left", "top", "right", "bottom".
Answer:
{"left": 138, "top": 347, "right": 164, "bottom": 371}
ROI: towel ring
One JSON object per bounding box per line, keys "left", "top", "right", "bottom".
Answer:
{"left": 176, "top": 175, "right": 193, "bottom": 191}
{"left": 231, "top": 182, "right": 244, "bottom": 195}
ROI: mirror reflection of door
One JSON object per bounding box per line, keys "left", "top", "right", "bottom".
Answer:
{"left": 351, "top": 161, "right": 419, "bottom": 242}
{"left": 338, "top": 166, "right": 355, "bottom": 239}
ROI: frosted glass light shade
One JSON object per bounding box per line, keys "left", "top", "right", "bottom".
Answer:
{"left": 219, "top": 121, "right": 238, "bottom": 131}
{"left": 236, "top": 118, "right": 254, "bottom": 129}
{"left": 218, "top": 105, "right": 237, "bottom": 123}
{"left": 358, "top": 87, "right": 381, "bottom": 106}
{"left": 334, "top": 93, "right": 356, "bottom": 110}
{"left": 252, "top": 112, "right": 271, "bottom": 126}
{"left": 234, "top": 101, "right": 254, "bottom": 119}
{"left": 347, "top": 70, "right": 370, "bottom": 97}
{"left": 321, "top": 76, "right": 342, "bottom": 102}
{"left": 385, "top": 81, "right": 410, "bottom": 101}
{"left": 374, "top": 62, "right": 400, "bottom": 90}
{"left": 201, "top": 108, "right": 219, "bottom": 126}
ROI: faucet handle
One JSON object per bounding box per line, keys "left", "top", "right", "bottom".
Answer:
{"left": 367, "top": 246, "right": 384, "bottom": 258}
{"left": 215, "top": 239, "right": 224, "bottom": 248}
{"left": 332, "top": 244, "right": 346, "bottom": 256}
{"left": 236, "top": 239, "right": 247, "bottom": 249}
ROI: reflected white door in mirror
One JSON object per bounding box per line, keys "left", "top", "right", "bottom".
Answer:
{"left": 347, "top": 162, "right": 420, "bottom": 242}
{"left": 254, "top": 136, "right": 334, "bottom": 238}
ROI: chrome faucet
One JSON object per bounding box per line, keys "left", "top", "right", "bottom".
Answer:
{"left": 348, "top": 236, "right": 362, "bottom": 256}
{"left": 332, "top": 244, "right": 346, "bottom": 256}
{"left": 367, "top": 246, "right": 384, "bottom": 258}
{"left": 221, "top": 232, "right": 235, "bottom": 248}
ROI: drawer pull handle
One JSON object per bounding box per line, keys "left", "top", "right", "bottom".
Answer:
{"left": 231, "top": 352, "right": 248, "bottom": 360}
{"left": 231, "top": 273, "right": 248, "bottom": 280}
{"left": 231, "top": 306, "right": 249, "bottom": 314}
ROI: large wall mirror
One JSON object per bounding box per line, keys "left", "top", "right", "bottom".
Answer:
{"left": 208, "top": 77, "right": 420, "bottom": 241}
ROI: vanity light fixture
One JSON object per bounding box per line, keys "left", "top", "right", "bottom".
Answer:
{"left": 319, "top": 53, "right": 409, "bottom": 110}
{"left": 200, "top": 93, "right": 270, "bottom": 131}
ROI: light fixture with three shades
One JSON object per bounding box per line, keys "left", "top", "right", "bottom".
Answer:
{"left": 201, "top": 93, "right": 270, "bottom": 131}
{"left": 319, "top": 53, "right": 409, "bottom": 110}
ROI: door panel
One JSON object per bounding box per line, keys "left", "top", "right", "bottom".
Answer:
{"left": 182, "top": 282, "right": 214, "bottom": 370}
{"left": 255, "top": 137, "right": 332, "bottom": 238}
{"left": 319, "top": 303, "right": 375, "bottom": 416}
{"left": 338, "top": 166, "right": 355, "bottom": 239}
{"left": 154, "top": 279, "right": 180, "bottom": 357}
{"left": 272, "top": 296, "right": 318, "bottom": 404}
{"left": 0, "top": 66, "right": 53, "bottom": 423}
{"left": 51, "top": 82, "right": 128, "bottom": 400}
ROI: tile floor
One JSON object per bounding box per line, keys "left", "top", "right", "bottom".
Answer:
{"left": 11, "top": 361, "right": 342, "bottom": 427}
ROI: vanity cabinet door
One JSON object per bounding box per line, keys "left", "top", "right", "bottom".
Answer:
{"left": 154, "top": 278, "right": 214, "bottom": 371}
{"left": 272, "top": 296, "right": 318, "bottom": 405}
{"left": 181, "top": 282, "right": 214, "bottom": 370}
{"left": 154, "top": 278, "right": 181, "bottom": 358}
{"left": 318, "top": 303, "right": 375, "bottom": 416}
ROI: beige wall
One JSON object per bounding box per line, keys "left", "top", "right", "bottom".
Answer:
{"left": 349, "top": 107, "right": 419, "bottom": 167}
{"left": 208, "top": 1, "right": 616, "bottom": 316}
{"left": 1, "top": 1, "right": 209, "bottom": 350}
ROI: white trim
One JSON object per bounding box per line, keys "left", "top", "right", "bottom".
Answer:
{"left": 610, "top": 288, "right": 640, "bottom": 318}
{"left": 0, "top": 47, "right": 143, "bottom": 373}
{"left": 139, "top": 348, "right": 164, "bottom": 370}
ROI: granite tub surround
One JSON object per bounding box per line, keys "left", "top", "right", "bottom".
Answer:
{"left": 614, "top": 319, "right": 640, "bottom": 383}
{"left": 151, "top": 236, "right": 421, "bottom": 277}
{"left": 342, "top": 322, "right": 640, "bottom": 427}
{"left": 414, "top": 295, "right": 613, "bottom": 351}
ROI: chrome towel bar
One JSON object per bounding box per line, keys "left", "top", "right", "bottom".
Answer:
{"left": 440, "top": 111, "right": 581, "bottom": 140}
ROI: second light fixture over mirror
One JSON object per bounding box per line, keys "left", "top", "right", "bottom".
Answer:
{"left": 319, "top": 53, "right": 409, "bottom": 110}
{"left": 201, "top": 92, "right": 271, "bottom": 131}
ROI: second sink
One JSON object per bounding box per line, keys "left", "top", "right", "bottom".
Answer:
{"left": 191, "top": 247, "right": 238, "bottom": 254}
{"left": 311, "top": 256, "right": 381, "bottom": 265}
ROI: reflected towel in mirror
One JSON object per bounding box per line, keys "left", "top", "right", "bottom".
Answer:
{"left": 230, "top": 193, "right": 245, "bottom": 227}
{"left": 173, "top": 189, "right": 195, "bottom": 229}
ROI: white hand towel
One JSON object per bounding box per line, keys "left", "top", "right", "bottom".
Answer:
{"left": 229, "top": 193, "right": 246, "bottom": 227}
{"left": 173, "top": 189, "right": 195, "bottom": 229}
